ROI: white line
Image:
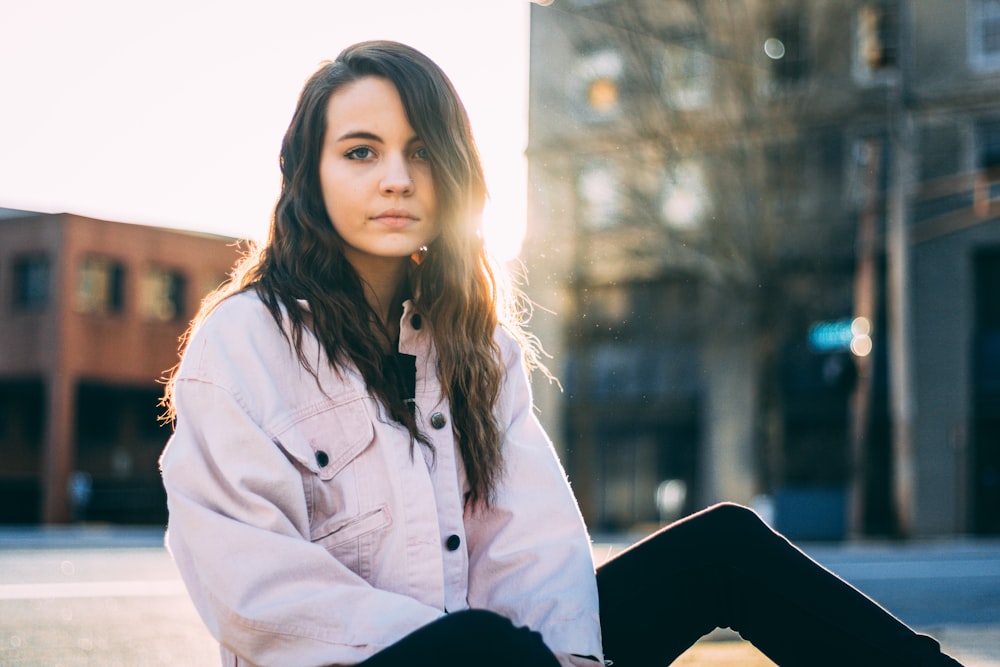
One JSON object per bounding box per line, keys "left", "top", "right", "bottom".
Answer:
{"left": 0, "top": 580, "right": 187, "bottom": 600}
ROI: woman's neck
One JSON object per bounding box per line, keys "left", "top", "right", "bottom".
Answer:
{"left": 351, "top": 256, "right": 409, "bottom": 344}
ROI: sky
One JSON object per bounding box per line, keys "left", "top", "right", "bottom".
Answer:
{"left": 0, "top": 1, "right": 533, "bottom": 259}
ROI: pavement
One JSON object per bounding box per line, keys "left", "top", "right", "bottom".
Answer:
{"left": 0, "top": 526, "right": 997, "bottom": 666}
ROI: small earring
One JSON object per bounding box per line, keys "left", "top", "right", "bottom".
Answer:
{"left": 411, "top": 245, "right": 428, "bottom": 265}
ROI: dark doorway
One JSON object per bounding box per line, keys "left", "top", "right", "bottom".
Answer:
{"left": 972, "top": 248, "right": 1000, "bottom": 534}
{"left": 0, "top": 379, "right": 45, "bottom": 523}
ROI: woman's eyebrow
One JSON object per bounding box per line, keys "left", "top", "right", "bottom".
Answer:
{"left": 335, "top": 130, "right": 383, "bottom": 143}
{"left": 335, "top": 130, "right": 422, "bottom": 146}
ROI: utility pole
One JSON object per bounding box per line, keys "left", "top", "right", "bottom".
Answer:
{"left": 887, "top": 115, "right": 915, "bottom": 536}
{"left": 849, "top": 139, "right": 881, "bottom": 537}
{"left": 886, "top": 1, "right": 916, "bottom": 536}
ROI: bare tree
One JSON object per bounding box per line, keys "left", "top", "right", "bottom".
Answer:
{"left": 527, "top": 0, "right": 866, "bottom": 523}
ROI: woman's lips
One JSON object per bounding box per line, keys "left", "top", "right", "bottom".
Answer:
{"left": 372, "top": 209, "right": 418, "bottom": 228}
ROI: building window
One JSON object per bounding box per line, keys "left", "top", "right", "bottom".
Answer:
{"left": 661, "top": 42, "right": 711, "bottom": 110}
{"left": 919, "top": 122, "right": 963, "bottom": 183}
{"left": 661, "top": 162, "right": 708, "bottom": 230}
{"left": 766, "top": 10, "right": 809, "bottom": 88}
{"left": 578, "top": 161, "right": 623, "bottom": 229}
{"left": 978, "top": 117, "right": 1000, "bottom": 175}
{"left": 76, "top": 257, "right": 125, "bottom": 314}
{"left": 12, "top": 255, "right": 50, "bottom": 311}
{"left": 570, "top": 48, "right": 624, "bottom": 120}
{"left": 855, "top": 1, "right": 899, "bottom": 81}
{"left": 138, "top": 266, "right": 186, "bottom": 322}
{"left": 970, "top": 0, "right": 1000, "bottom": 70}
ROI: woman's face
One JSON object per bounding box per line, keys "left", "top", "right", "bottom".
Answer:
{"left": 318, "top": 76, "right": 438, "bottom": 277}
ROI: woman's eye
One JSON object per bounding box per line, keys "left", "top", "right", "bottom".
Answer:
{"left": 346, "top": 146, "right": 373, "bottom": 160}
{"left": 413, "top": 146, "right": 429, "bottom": 161}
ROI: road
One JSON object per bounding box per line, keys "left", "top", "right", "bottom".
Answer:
{"left": 0, "top": 527, "right": 216, "bottom": 666}
{"left": 804, "top": 540, "right": 1000, "bottom": 627}
{"left": 0, "top": 526, "right": 997, "bottom": 666}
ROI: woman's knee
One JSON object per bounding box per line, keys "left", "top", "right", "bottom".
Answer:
{"left": 692, "top": 502, "right": 771, "bottom": 537}
{"left": 702, "top": 501, "right": 760, "bottom": 522}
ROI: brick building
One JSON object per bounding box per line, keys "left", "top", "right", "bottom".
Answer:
{"left": 0, "top": 210, "right": 241, "bottom": 524}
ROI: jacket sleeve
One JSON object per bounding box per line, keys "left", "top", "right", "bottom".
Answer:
{"left": 161, "top": 375, "right": 443, "bottom": 667}
{"left": 463, "top": 334, "right": 604, "bottom": 667}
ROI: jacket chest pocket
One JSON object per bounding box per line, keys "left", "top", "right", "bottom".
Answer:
{"left": 274, "top": 395, "right": 391, "bottom": 578}
{"left": 311, "top": 503, "right": 392, "bottom": 578}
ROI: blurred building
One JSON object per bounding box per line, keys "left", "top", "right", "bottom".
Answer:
{"left": 0, "top": 210, "right": 241, "bottom": 524}
{"left": 525, "top": 0, "right": 1000, "bottom": 537}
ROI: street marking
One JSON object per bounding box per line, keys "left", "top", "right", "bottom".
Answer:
{"left": 0, "top": 580, "right": 186, "bottom": 600}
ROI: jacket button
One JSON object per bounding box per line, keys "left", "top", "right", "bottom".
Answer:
{"left": 411, "top": 313, "right": 422, "bottom": 330}
{"left": 430, "top": 412, "right": 447, "bottom": 429}
{"left": 315, "top": 450, "right": 329, "bottom": 467}
{"left": 445, "top": 534, "right": 461, "bottom": 551}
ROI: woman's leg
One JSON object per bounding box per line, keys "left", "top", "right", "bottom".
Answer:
{"left": 596, "top": 502, "right": 963, "bottom": 667}
{"left": 358, "top": 609, "right": 560, "bottom": 667}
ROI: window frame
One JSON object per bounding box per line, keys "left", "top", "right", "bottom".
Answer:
{"left": 767, "top": 9, "right": 810, "bottom": 91}
{"left": 969, "top": 0, "right": 1000, "bottom": 72}
{"left": 75, "top": 255, "right": 126, "bottom": 315}
{"left": 853, "top": 1, "right": 900, "bottom": 84}
{"left": 569, "top": 47, "right": 626, "bottom": 122}
{"left": 661, "top": 40, "right": 712, "bottom": 110}
{"left": 137, "top": 265, "right": 187, "bottom": 323}
{"left": 11, "top": 254, "right": 51, "bottom": 312}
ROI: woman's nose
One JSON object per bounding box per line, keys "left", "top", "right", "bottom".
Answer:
{"left": 380, "top": 154, "right": 414, "bottom": 196}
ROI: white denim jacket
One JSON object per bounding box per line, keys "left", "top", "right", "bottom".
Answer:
{"left": 160, "top": 292, "right": 603, "bottom": 667}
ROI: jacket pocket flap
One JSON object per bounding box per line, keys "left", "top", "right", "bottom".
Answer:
{"left": 274, "top": 396, "right": 375, "bottom": 480}
{"left": 311, "top": 504, "right": 391, "bottom": 547}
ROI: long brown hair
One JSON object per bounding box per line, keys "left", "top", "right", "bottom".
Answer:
{"left": 163, "top": 41, "right": 534, "bottom": 508}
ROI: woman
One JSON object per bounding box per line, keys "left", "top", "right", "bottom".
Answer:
{"left": 160, "top": 40, "right": 963, "bottom": 667}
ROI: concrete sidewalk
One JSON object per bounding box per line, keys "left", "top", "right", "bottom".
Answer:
{"left": 0, "top": 527, "right": 997, "bottom": 666}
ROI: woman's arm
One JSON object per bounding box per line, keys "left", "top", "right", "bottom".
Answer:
{"left": 161, "top": 376, "right": 443, "bottom": 667}
{"left": 462, "top": 333, "right": 604, "bottom": 667}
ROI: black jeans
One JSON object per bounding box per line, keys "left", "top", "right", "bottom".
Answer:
{"left": 357, "top": 608, "right": 560, "bottom": 667}
{"left": 598, "top": 502, "right": 962, "bottom": 666}
{"left": 360, "top": 503, "right": 963, "bottom": 666}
